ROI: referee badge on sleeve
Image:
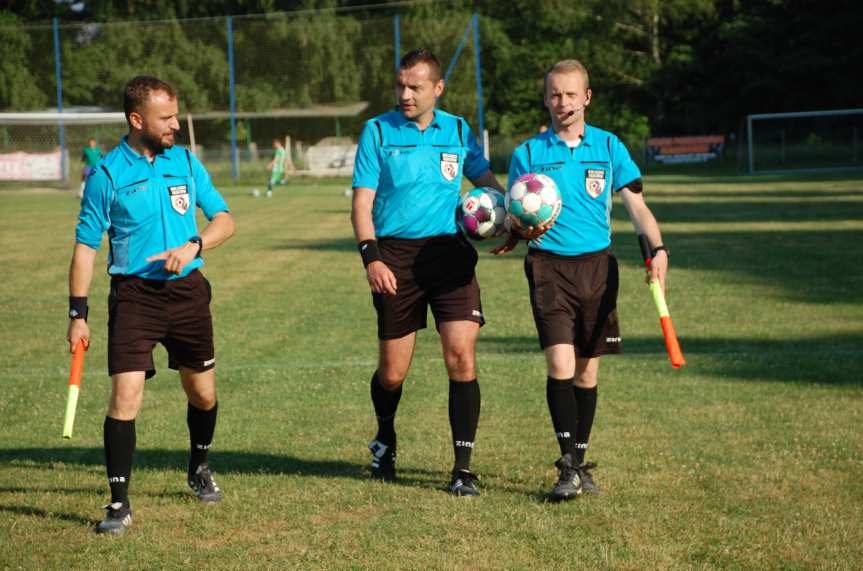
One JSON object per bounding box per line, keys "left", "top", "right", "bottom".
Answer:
{"left": 168, "top": 184, "right": 190, "bottom": 215}
{"left": 440, "top": 153, "right": 459, "bottom": 181}
{"left": 585, "top": 169, "right": 607, "bottom": 198}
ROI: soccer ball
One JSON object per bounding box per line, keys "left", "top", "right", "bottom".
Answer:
{"left": 506, "top": 173, "right": 562, "bottom": 230}
{"left": 457, "top": 187, "right": 507, "bottom": 241}
{"left": 251, "top": 188, "right": 261, "bottom": 198}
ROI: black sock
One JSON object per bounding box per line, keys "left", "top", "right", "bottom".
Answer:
{"left": 573, "top": 386, "right": 598, "bottom": 464}
{"left": 104, "top": 416, "right": 135, "bottom": 507}
{"left": 546, "top": 377, "right": 578, "bottom": 458}
{"left": 370, "top": 372, "right": 401, "bottom": 446}
{"left": 188, "top": 402, "right": 218, "bottom": 473}
{"left": 449, "top": 379, "right": 480, "bottom": 472}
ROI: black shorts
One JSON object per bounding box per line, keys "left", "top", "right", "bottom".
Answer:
{"left": 108, "top": 269, "right": 215, "bottom": 378}
{"left": 524, "top": 248, "right": 621, "bottom": 356}
{"left": 373, "top": 234, "right": 484, "bottom": 340}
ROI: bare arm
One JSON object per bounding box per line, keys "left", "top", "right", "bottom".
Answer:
{"left": 200, "top": 211, "right": 235, "bottom": 252}
{"left": 620, "top": 187, "right": 669, "bottom": 291}
{"left": 66, "top": 243, "right": 98, "bottom": 352}
{"left": 146, "top": 211, "right": 235, "bottom": 275}
{"left": 351, "top": 186, "right": 397, "bottom": 295}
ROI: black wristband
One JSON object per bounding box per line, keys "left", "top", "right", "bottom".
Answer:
{"left": 358, "top": 239, "right": 382, "bottom": 267}
{"left": 69, "top": 296, "right": 88, "bottom": 320}
{"left": 651, "top": 245, "right": 669, "bottom": 259}
{"left": 189, "top": 236, "right": 203, "bottom": 258}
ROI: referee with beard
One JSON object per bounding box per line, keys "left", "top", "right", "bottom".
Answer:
{"left": 66, "top": 76, "right": 235, "bottom": 534}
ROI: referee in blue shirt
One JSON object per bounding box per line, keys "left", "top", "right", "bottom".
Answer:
{"left": 66, "top": 76, "right": 235, "bottom": 534}
{"left": 352, "top": 49, "right": 506, "bottom": 496}
{"left": 500, "top": 60, "right": 671, "bottom": 501}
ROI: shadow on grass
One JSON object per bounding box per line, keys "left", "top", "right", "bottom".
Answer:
{"left": 0, "top": 448, "right": 441, "bottom": 490}
{"left": 479, "top": 333, "right": 863, "bottom": 386}
{"left": 272, "top": 236, "right": 357, "bottom": 252}
{"left": 0, "top": 504, "right": 95, "bottom": 526}
{"left": 611, "top": 198, "right": 863, "bottom": 224}
{"left": 610, "top": 228, "right": 863, "bottom": 305}
{"left": 642, "top": 170, "right": 863, "bottom": 184}
{"left": 647, "top": 190, "right": 863, "bottom": 200}
{"left": 0, "top": 486, "right": 103, "bottom": 495}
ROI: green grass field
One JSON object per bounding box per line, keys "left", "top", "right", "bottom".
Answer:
{"left": 1, "top": 172, "right": 862, "bottom": 569}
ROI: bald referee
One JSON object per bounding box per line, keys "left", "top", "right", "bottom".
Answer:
{"left": 66, "top": 76, "right": 235, "bottom": 534}
{"left": 351, "top": 49, "right": 506, "bottom": 496}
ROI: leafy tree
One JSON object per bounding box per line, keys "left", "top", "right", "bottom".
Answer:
{"left": 0, "top": 12, "right": 51, "bottom": 110}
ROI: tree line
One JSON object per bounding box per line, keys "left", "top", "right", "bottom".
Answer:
{"left": 1, "top": 0, "right": 860, "bottom": 150}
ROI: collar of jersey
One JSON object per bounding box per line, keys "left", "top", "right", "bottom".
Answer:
{"left": 393, "top": 109, "right": 443, "bottom": 131}
{"left": 544, "top": 124, "right": 594, "bottom": 148}
{"left": 119, "top": 136, "right": 174, "bottom": 163}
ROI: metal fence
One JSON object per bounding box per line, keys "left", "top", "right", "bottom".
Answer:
{"left": 0, "top": 9, "right": 487, "bottom": 184}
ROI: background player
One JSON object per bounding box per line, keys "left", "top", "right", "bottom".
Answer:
{"left": 351, "top": 48, "right": 506, "bottom": 496}
{"left": 66, "top": 75, "right": 235, "bottom": 534}
{"left": 265, "top": 137, "right": 287, "bottom": 197}
{"left": 79, "top": 138, "right": 102, "bottom": 197}
{"left": 499, "top": 59, "right": 671, "bottom": 501}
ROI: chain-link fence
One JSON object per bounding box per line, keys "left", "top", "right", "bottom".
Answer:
{"left": 0, "top": 9, "right": 487, "bottom": 186}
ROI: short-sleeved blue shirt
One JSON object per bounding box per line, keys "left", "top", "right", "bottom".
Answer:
{"left": 76, "top": 137, "right": 229, "bottom": 280}
{"left": 508, "top": 124, "right": 641, "bottom": 256}
{"left": 352, "top": 109, "right": 490, "bottom": 239}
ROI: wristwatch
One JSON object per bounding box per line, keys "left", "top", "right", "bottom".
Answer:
{"left": 651, "top": 244, "right": 669, "bottom": 259}
{"left": 188, "top": 236, "right": 203, "bottom": 258}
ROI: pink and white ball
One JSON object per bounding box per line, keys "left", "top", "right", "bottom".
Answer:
{"left": 457, "top": 187, "right": 507, "bottom": 241}
{"left": 506, "top": 173, "right": 562, "bottom": 230}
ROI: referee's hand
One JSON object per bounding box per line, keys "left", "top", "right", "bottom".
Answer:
{"left": 146, "top": 242, "right": 199, "bottom": 275}
{"left": 515, "top": 219, "right": 554, "bottom": 241}
{"left": 366, "top": 261, "right": 397, "bottom": 295}
{"left": 67, "top": 319, "right": 90, "bottom": 354}
{"left": 647, "top": 249, "right": 669, "bottom": 293}
{"left": 491, "top": 231, "right": 520, "bottom": 255}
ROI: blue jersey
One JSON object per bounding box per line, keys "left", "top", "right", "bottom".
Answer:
{"left": 76, "top": 137, "right": 229, "bottom": 280}
{"left": 352, "top": 109, "right": 490, "bottom": 239}
{"left": 508, "top": 124, "right": 640, "bottom": 256}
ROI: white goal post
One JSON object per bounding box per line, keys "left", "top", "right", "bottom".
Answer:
{"left": 0, "top": 103, "right": 372, "bottom": 181}
{"left": 746, "top": 108, "right": 863, "bottom": 175}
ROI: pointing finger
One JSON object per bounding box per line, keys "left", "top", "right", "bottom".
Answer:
{"left": 146, "top": 252, "right": 169, "bottom": 262}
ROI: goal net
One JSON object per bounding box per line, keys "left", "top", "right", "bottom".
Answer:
{"left": 746, "top": 108, "right": 863, "bottom": 174}
{"left": 0, "top": 112, "right": 126, "bottom": 184}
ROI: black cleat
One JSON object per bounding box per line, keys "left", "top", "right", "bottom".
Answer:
{"left": 575, "top": 461, "right": 601, "bottom": 495}
{"left": 448, "top": 469, "right": 480, "bottom": 497}
{"left": 95, "top": 502, "right": 132, "bottom": 535}
{"left": 188, "top": 463, "right": 222, "bottom": 503}
{"left": 368, "top": 439, "right": 397, "bottom": 482}
{"left": 549, "top": 453, "right": 582, "bottom": 502}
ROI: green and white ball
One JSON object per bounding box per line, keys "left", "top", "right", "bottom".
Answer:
{"left": 506, "top": 173, "right": 562, "bottom": 230}
{"left": 457, "top": 187, "right": 507, "bottom": 241}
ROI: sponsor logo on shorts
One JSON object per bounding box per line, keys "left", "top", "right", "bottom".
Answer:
{"left": 203, "top": 358, "right": 215, "bottom": 367}
{"left": 472, "top": 310, "right": 483, "bottom": 317}
{"left": 605, "top": 336, "right": 621, "bottom": 343}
